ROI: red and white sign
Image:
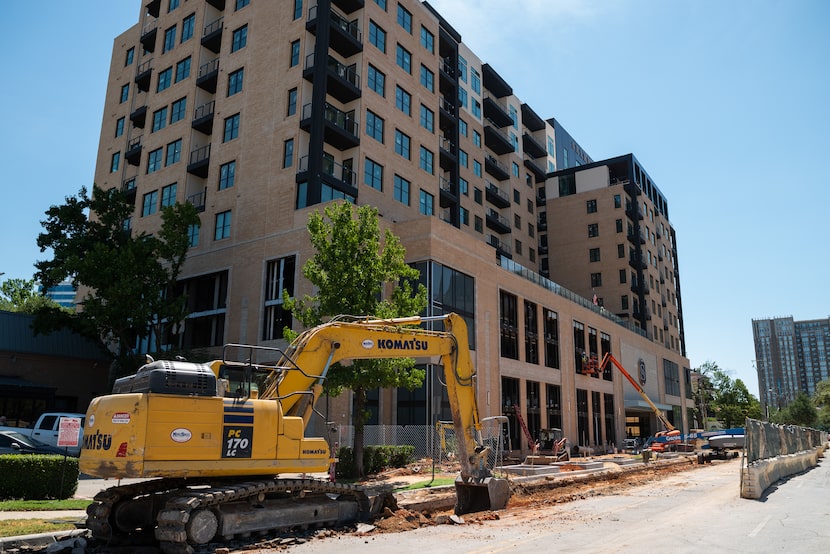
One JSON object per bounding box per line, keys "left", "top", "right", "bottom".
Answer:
{"left": 57, "top": 417, "right": 82, "bottom": 448}
{"left": 112, "top": 412, "right": 131, "bottom": 424}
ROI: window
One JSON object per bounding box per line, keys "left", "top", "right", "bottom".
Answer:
{"left": 471, "top": 68, "right": 481, "bottom": 94}
{"left": 367, "top": 64, "right": 385, "bottom": 96}
{"left": 110, "top": 152, "right": 120, "bottom": 173}
{"left": 263, "top": 256, "right": 296, "bottom": 341}
{"left": 215, "top": 210, "right": 232, "bottom": 240}
{"left": 543, "top": 308, "right": 560, "bottom": 369}
{"left": 147, "top": 148, "right": 163, "bottom": 174}
{"left": 500, "top": 291, "right": 518, "bottom": 359}
{"left": 157, "top": 67, "right": 172, "bottom": 92}
{"left": 394, "top": 175, "right": 409, "bottom": 205}
{"left": 223, "top": 113, "right": 240, "bottom": 142}
{"left": 419, "top": 189, "right": 434, "bottom": 216}
{"left": 152, "top": 107, "right": 168, "bottom": 132}
{"left": 473, "top": 130, "right": 481, "bottom": 147}
{"left": 621, "top": 295, "right": 629, "bottom": 310}
{"left": 374, "top": 0, "right": 387, "bottom": 9}
{"left": 472, "top": 98, "right": 481, "bottom": 119}
{"left": 125, "top": 47, "right": 134, "bottom": 66}
{"left": 120, "top": 84, "right": 129, "bottom": 103}
{"left": 589, "top": 248, "right": 601, "bottom": 262}
{"left": 170, "top": 97, "right": 186, "bottom": 123}
{"left": 396, "top": 44, "right": 411, "bottom": 73}
{"left": 232, "top": 25, "right": 248, "bottom": 52}
{"left": 514, "top": 214, "right": 521, "bottom": 229}
{"left": 419, "top": 104, "right": 434, "bottom": 132}
{"left": 394, "top": 129, "right": 410, "bottom": 159}
{"left": 619, "top": 269, "right": 627, "bottom": 283}
{"left": 168, "top": 0, "right": 180, "bottom": 11}
{"left": 290, "top": 40, "right": 301, "bottom": 67}
{"left": 616, "top": 218, "right": 623, "bottom": 233}
{"left": 590, "top": 272, "right": 602, "bottom": 287}
{"left": 458, "top": 55, "right": 468, "bottom": 82}
{"left": 420, "top": 65, "right": 434, "bottom": 92}
{"left": 175, "top": 57, "right": 191, "bottom": 82}
{"left": 395, "top": 86, "right": 411, "bottom": 115}
{"left": 474, "top": 215, "right": 482, "bottom": 232}
{"left": 283, "top": 138, "right": 294, "bottom": 168}
{"left": 587, "top": 199, "right": 597, "bottom": 213}
{"left": 287, "top": 88, "right": 297, "bottom": 116}
{"left": 161, "top": 183, "right": 177, "bottom": 207}
{"left": 364, "top": 158, "right": 383, "bottom": 190}
{"left": 420, "top": 26, "right": 434, "bottom": 52}
{"left": 419, "top": 146, "right": 434, "bottom": 174}
{"left": 512, "top": 161, "right": 519, "bottom": 177}
{"left": 588, "top": 223, "right": 599, "bottom": 237}
{"left": 219, "top": 161, "right": 236, "bottom": 190}
{"left": 293, "top": 0, "right": 303, "bottom": 20}
{"left": 473, "top": 187, "right": 482, "bottom": 204}
{"left": 460, "top": 206, "right": 469, "bottom": 225}
{"left": 369, "top": 21, "right": 386, "bottom": 52}
{"left": 397, "top": 4, "right": 412, "bottom": 32}
{"left": 525, "top": 300, "right": 539, "bottom": 365}
{"left": 458, "top": 87, "right": 467, "bottom": 108}
{"left": 459, "top": 177, "right": 468, "bottom": 196}
{"left": 142, "top": 191, "right": 158, "bottom": 216}
{"left": 365, "top": 110, "right": 384, "bottom": 143}
{"left": 181, "top": 13, "right": 195, "bottom": 42}
{"left": 473, "top": 160, "right": 482, "bottom": 177}
{"left": 236, "top": 0, "right": 250, "bottom": 9}
{"left": 163, "top": 25, "right": 177, "bottom": 53}
{"left": 227, "top": 68, "right": 244, "bottom": 96}
{"left": 614, "top": 194, "right": 622, "bottom": 208}
{"left": 115, "top": 117, "right": 125, "bottom": 137}
{"left": 187, "top": 223, "right": 200, "bottom": 247}
{"left": 618, "top": 244, "right": 625, "bottom": 258}
{"left": 165, "top": 139, "right": 182, "bottom": 165}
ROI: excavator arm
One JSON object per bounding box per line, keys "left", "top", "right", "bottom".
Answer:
{"left": 599, "top": 353, "right": 676, "bottom": 433}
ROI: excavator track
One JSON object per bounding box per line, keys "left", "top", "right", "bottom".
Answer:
{"left": 87, "top": 478, "right": 391, "bottom": 553}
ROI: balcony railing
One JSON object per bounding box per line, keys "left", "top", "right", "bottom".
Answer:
{"left": 297, "top": 155, "right": 356, "bottom": 186}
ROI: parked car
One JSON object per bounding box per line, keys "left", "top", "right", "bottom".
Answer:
{"left": 0, "top": 430, "right": 66, "bottom": 455}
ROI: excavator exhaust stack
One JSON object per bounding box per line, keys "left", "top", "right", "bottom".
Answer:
{"left": 454, "top": 476, "right": 510, "bottom": 515}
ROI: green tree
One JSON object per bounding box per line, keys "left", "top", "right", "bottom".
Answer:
{"left": 770, "top": 392, "right": 818, "bottom": 427}
{"left": 813, "top": 380, "right": 830, "bottom": 431}
{"left": 34, "top": 185, "right": 200, "bottom": 374}
{"left": 0, "top": 278, "right": 66, "bottom": 314}
{"left": 696, "top": 361, "right": 762, "bottom": 428}
{"left": 284, "top": 202, "right": 428, "bottom": 476}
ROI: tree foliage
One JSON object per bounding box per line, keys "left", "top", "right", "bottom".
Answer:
{"left": 0, "top": 278, "right": 66, "bottom": 314}
{"left": 283, "top": 202, "right": 428, "bottom": 476}
{"left": 695, "top": 361, "right": 762, "bottom": 428}
{"left": 34, "top": 185, "right": 200, "bottom": 370}
{"left": 770, "top": 392, "right": 818, "bottom": 427}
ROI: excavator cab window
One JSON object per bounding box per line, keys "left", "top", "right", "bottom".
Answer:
{"left": 218, "top": 364, "right": 260, "bottom": 399}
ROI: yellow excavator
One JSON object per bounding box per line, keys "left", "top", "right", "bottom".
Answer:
{"left": 80, "top": 313, "right": 510, "bottom": 552}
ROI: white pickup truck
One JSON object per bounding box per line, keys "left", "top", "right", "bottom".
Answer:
{"left": 0, "top": 412, "right": 86, "bottom": 456}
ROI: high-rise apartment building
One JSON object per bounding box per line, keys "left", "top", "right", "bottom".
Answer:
{"left": 753, "top": 316, "right": 830, "bottom": 411}
{"left": 92, "top": 0, "right": 693, "bottom": 449}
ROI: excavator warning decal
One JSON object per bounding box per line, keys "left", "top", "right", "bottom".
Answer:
{"left": 223, "top": 426, "right": 253, "bottom": 458}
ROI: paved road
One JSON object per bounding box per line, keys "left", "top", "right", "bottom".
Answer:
{"left": 288, "top": 457, "right": 830, "bottom": 554}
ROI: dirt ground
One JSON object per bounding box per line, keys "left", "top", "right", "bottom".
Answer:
{"left": 231, "top": 454, "right": 707, "bottom": 551}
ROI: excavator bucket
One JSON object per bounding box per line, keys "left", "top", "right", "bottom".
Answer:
{"left": 454, "top": 476, "right": 510, "bottom": 515}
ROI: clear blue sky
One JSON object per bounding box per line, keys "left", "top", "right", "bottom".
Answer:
{"left": 2, "top": 1, "right": 828, "bottom": 398}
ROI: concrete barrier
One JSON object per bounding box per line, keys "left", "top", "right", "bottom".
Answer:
{"left": 740, "top": 448, "right": 821, "bottom": 499}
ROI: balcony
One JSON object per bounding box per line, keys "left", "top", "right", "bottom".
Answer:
{"left": 485, "top": 154, "right": 509, "bottom": 181}
{"left": 538, "top": 242, "right": 548, "bottom": 255}
{"left": 187, "top": 188, "right": 207, "bottom": 212}
{"left": 196, "top": 58, "right": 219, "bottom": 93}
{"left": 130, "top": 105, "right": 147, "bottom": 128}
{"left": 201, "top": 17, "right": 223, "bottom": 54}
{"left": 331, "top": 0, "right": 364, "bottom": 14}
{"left": 522, "top": 132, "right": 546, "bottom": 159}
{"left": 135, "top": 60, "right": 152, "bottom": 92}
{"left": 187, "top": 144, "right": 211, "bottom": 177}
{"left": 140, "top": 22, "right": 157, "bottom": 52}
{"left": 626, "top": 203, "right": 643, "bottom": 220}
{"left": 206, "top": 0, "right": 225, "bottom": 9}
{"left": 484, "top": 123, "right": 514, "bottom": 155}
{"left": 482, "top": 63, "right": 512, "bottom": 98}
{"left": 192, "top": 100, "right": 215, "bottom": 134}
{"left": 303, "top": 53, "right": 361, "bottom": 103}
{"left": 307, "top": 5, "right": 362, "bottom": 58}
{"left": 628, "top": 256, "right": 647, "bottom": 270}
{"left": 299, "top": 102, "right": 359, "bottom": 151}
{"left": 486, "top": 208, "right": 511, "bottom": 234}
{"left": 488, "top": 234, "right": 512, "bottom": 258}
{"left": 524, "top": 158, "right": 547, "bottom": 183}
{"left": 483, "top": 95, "right": 512, "bottom": 128}
{"left": 485, "top": 181, "right": 510, "bottom": 208}
{"left": 439, "top": 57, "right": 455, "bottom": 84}
{"left": 125, "top": 136, "right": 143, "bottom": 166}
{"left": 521, "top": 103, "right": 545, "bottom": 132}
{"left": 122, "top": 178, "right": 137, "bottom": 203}
{"left": 296, "top": 155, "right": 358, "bottom": 197}
{"left": 145, "top": 0, "right": 161, "bottom": 18}
{"left": 439, "top": 136, "right": 456, "bottom": 170}
{"left": 627, "top": 230, "right": 646, "bottom": 245}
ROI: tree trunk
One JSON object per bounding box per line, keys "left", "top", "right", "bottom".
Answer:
{"left": 353, "top": 387, "right": 367, "bottom": 478}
